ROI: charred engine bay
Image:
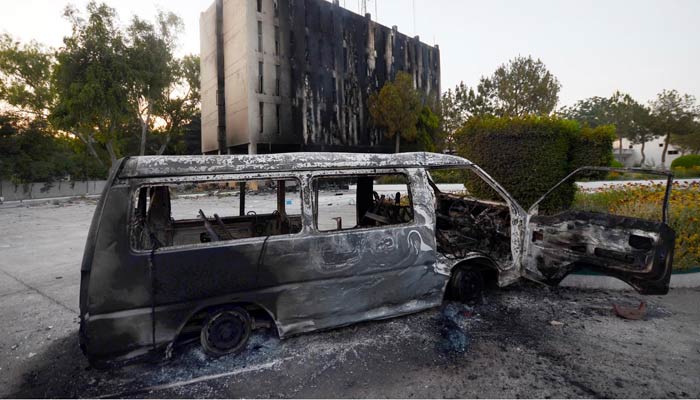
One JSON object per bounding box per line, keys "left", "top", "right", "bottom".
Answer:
{"left": 435, "top": 192, "right": 512, "bottom": 265}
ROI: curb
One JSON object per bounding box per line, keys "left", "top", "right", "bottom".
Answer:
{"left": 561, "top": 268, "right": 700, "bottom": 290}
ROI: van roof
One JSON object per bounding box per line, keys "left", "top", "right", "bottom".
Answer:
{"left": 118, "top": 152, "right": 473, "bottom": 178}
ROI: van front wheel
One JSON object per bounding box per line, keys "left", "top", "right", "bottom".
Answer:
{"left": 447, "top": 267, "right": 485, "bottom": 304}
{"left": 200, "top": 306, "right": 252, "bottom": 357}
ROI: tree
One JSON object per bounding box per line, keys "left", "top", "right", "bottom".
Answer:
{"left": 671, "top": 129, "right": 700, "bottom": 154}
{"left": 561, "top": 92, "right": 658, "bottom": 163}
{"left": 488, "top": 56, "right": 561, "bottom": 116}
{"left": 415, "top": 106, "right": 439, "bottom": 152}
{"left": 126, "top": 11, "right": 183, "bottom": 155}
{"left": 559, "top": 96, "right": 614, "bottom": 128}
{"left": 369, "top": 71, "right": 421, "bottom": 153}
{"left": 51, "top": 1, "right": 131, "bottom": 166}
{"left": 153, "top": 54, "right": 201, "bottom": 155}
{"left": 649, "top": 89, "right": 700, "bottom": 166}
{"left": 0, "top": 34, "right": 55, "bottom": 118}
{"left": 439, "top": 80, "right": 495, "bottom": 150}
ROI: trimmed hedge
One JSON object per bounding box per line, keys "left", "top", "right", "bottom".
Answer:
{"left": 455, "top": 116, "right": 615, "bottom": 211}
{"left": 671, "top": 154, "right": 700, "bottom": 169}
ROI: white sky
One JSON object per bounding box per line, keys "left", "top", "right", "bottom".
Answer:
{"left": 1, "top": 0, "right": 699, "bottom": 107}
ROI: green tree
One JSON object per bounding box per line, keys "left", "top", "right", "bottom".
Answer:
{"left": 0, "top": 35, "right": 55, "bottom": 118}
{"left": 369, "top": 71, "right": 421, "bottom": 153}
{"left": 561, "top": 92, "right": 658, "bottom": 164}
{"left": 649, "top": 89, "right": 700, "bottom": 166}
{"left": 415, "top": 106, "right": 439, "bottom": 152}
{"left": 488, "top": 56, "right": 561, "bottom": 116}
{"left": 439, "top": 81, "right": 495, "bottom": 150}
{"left": 153, "top": 54, "right": 201, "bottom": 155}
{"left": 126, "top": 11, "right": 183, "bottom": 155}
{"left": 51, "top": 1, "right": 131, "bottom": 166}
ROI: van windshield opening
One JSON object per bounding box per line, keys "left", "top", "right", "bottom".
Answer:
{"left": 428, "top": 168, "right": 512, "bottom": 266}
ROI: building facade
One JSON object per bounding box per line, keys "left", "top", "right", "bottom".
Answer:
{"left": 614, "top": 137, "right": 683, "bottom": 168}
{"left": 200, "top": 0, "right": 441, "bottom": 154}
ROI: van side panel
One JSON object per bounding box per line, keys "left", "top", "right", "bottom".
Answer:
{"left": 82, "top": 167, "right": 452, "bottom": 363}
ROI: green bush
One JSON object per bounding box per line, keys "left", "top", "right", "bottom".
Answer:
{"left": 455, "top": 116, "right": 615, "bottom": 211}
{"left": 671, "top": 154, "right": 700, "bottom": 169}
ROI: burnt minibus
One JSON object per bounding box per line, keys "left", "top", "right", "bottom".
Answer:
{"left": 79, "top": 152, "right": 674, "bottom": 366}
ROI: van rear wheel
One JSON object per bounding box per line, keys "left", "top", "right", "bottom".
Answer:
{"left": 200, "top": 306, "right": 252, "bottom": 357}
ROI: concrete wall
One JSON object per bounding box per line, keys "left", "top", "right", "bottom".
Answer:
{"left": 200, "top": 2, "right": 219, "bottom": 154}
{"left": 0, "top": 181, "right": 107, "bottom": 202}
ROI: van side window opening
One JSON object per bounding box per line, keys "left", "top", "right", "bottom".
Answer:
{"left": 314, "top": 174, "right": 413, "bottom": 232}
{"left": 131, "top": 178, "right": 302, "bottom": 250}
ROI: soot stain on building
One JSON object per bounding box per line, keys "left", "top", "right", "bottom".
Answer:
{"left": 200, "top": 0, "right": 441, "bottom": 154}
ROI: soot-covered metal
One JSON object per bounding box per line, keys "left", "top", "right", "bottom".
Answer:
{"left": 78, "top": 153, "right": 675, "bottom": 367}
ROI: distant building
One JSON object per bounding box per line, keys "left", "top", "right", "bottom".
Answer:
{"left": 200, "top": 0, "right": 441, "bottom": 155}
{"left": 614, "top": 138, "right": 683, "bottom": 168}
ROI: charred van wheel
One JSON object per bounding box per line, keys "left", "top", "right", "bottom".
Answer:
{"left": 448, "top": 267, "right": 485, "bottom": 304}
{"left": 200, "top": 306, "right": 252, "bottom": 357}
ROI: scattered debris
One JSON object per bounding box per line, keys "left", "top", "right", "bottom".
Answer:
{"left": 28, "top": 352, "right": 36, "bottom": 358}
{"left": 549, "top": 320, "right": 564, "bottom": 326}
{"left": 612, "top": 302, "right": 647, "bottom": 320}
{"left": 11, "top": 344, "right": 18, "bottom": 350}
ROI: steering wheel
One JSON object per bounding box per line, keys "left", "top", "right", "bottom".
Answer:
{"left": 198, "top": 209, "right": 222, "bottom": 242}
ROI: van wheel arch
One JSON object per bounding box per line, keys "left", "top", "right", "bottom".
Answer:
{"left": 446, "top": 257, "right": 499, "bottom": 303}
{"left": 174, "top": 301, "right": 279, "bottom": 348}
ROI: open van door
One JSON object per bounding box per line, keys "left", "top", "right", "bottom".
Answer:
{"left": 522, "top": 167, "right": 675, "bottom": 295}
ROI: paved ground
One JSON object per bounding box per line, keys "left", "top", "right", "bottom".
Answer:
{"left": 1, "top": 199, "right": 699, "bottom": 398}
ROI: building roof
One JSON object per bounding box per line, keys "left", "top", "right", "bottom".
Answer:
{"left": 118, "top": 152, "right": 473, "bottom": 178}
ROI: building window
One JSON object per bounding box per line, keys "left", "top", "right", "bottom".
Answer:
{"left": 275, "top": 64, "right": 281, "bottom": 96}
{"left": 304, "top": 34, "right": 310, "bottom": 63}
{"left": 274, "top": 26, "right": 280, "bottom": 55}
{"left": 668, "top": 150, "right": 679, "bottom": 155}
{"left": 257, "top": 0, "right": 262, "bottom": 13}
{"left": 331, "top": 77, "right": 337, "bottom": 101}
{"left": 257, "top": 21, "right": 263, "bottom": 52}
{"left": 273, "top": 0, "right": 279, "bottom": 16}
{"left": 259, "top": 102, "right": 264, "bottom": 133}
{"left": 659, "top": 143, "right": 664, "bottom": 147}
{"left": 629, "top": 144, "right": 634, "bottom": 149}
{"left": 258, "top": 61, "right": 264, "bottom": 93}
{"left": 276, "top": 104, "right": 281, "bottom": 135}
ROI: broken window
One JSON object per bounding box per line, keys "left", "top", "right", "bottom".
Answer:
{"left": 258, "top": 61, "right": 264, "bottom": 93}
{"left": 274, "top": 26, "right": 280, "bottom": 55}
{"left": 276, "top": 104, "right": 281, "bottom": 135}
{"left": 130, "top": 178, "right": 302, "bottom": 250}
{"left": 313, "top": 174, "right": 413, "bottom": 232}
{"left": 275, "top": 64, "right": 281, "bottom": 96}
{"left": 259, "top": 102, "right": 264, "bottom": 133}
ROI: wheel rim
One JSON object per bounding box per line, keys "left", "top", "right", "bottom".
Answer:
{"left": 204, "top": 311, "right": 247, "bottom": 353}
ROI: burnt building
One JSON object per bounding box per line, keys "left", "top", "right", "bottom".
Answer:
{"left": 200, "top": 0, "right": 441, "bottom": 154}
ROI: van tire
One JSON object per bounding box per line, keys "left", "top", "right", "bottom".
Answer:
{"left": 447, "top": 266, "right": 485, "bottom": 304}
{"left": 200, "top": 306, "right": 252, "bottom": 357}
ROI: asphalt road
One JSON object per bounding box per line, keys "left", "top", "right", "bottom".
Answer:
{"left": 1, "top": 199, "right": 699, "bottom": 398}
